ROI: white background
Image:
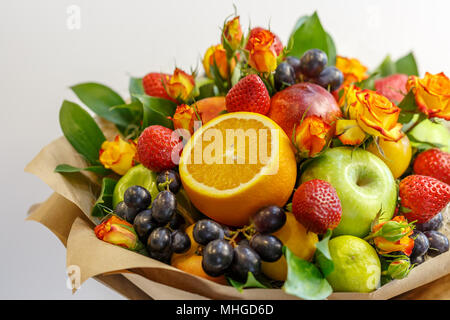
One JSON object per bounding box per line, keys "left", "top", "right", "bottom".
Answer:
{"left": 1, "top": 0, "right": 449, "bottom": 299}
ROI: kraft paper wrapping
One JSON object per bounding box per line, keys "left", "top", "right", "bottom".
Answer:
{"left": 25, "top": 128, "right": 450, "bottom": 300}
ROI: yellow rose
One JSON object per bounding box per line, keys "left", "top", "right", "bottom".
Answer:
{"left": 166, "top": 68, "right": 195, "bottom": 102}
{"left": 337, "top": 85, "right": 404, "bottom": 144}
{"left": 99, "top": 135, "right": 136, "bottom": 175}
{"left": 203, "top": 44, "right": 236, "bottom": 79}
{"left": 223, "top": 16, "right": 243, "bottom": 51}
{"left": 336, "top": 56, "right": 368, "bottom": 87}
{"left": 406, "top": 72, "right": 450, "bottom": 120}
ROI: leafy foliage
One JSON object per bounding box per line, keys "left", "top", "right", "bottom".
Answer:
{"left": 288, "top": 12, "right": 336, "bottom": 65}
{"left": 314, "top": 230, "right": 334, "bottom": 277}
{"left": 92, "top": 178, "right": 118, "bottom": 218}
{"left": 228, "top": 272, "right": 270, "bottom": 292}
{"left": 283, "top": 246, "right": 332, "bottom": 300}
{"left": 59, "top": 100, "right": 106, "bottom": 165}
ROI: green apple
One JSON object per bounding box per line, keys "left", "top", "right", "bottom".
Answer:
{"left": 300, "top": 147, "right": 396, "bottom": 238}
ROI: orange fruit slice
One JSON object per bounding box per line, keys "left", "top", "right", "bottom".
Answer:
{"left": 179, "top": 112, "right": 297, "bottom": 226}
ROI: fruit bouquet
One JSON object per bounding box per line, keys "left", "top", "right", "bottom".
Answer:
{"left": 26, "top": 11, "right": 450, "bottom": 300}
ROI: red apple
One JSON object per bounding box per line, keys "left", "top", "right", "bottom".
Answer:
{"left": 268, "top": 83, "right": 342, "bottom": 138}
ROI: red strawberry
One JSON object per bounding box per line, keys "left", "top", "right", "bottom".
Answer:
{"left": 142, "top": 73, "right": 176, "bottom": 102}
{"left": 374, "top": 74, "right": 408, "bottom": 103}
{"left": 137, "top": 125, "right": 181, "bottom": 172}
{"left": 399, "top": 175, "right": 450, "bottom": 224}
{"left": 413, "top": 148, "right": 450, "bottom": 185}
{"left": 292, "top": 179, "right": 342, "bottom": 234}
{"left": 225, "top": 74, "right": 270, "bottom": 115}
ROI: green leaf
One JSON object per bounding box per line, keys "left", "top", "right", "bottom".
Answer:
{"left": 71, "top": 83, "right": 133, "bottom": 133}
{"left": 92, "top": 178, "right": 118, "bottom": 218}
{"left": 375, "top": 55, "right": 396, "bottom": 77}
{"left": 408, "top": 118, "right": 450, "bottom": 152}
{"left": 109, "top": 101, "right": 143, "bottom": 139}
{"left": 282, "top": 246, "right": 332, "bottom": 300}
{"left": 129, "top": 77, "right": 145, "bottom": 101}
{"left": 314, "top": 230, "right": 334, "bottom": 277}
{"left": 194, "top": 77, "right": 216, "bottom": 100}
{"left": 230, "top": 64, "right": 242, "bottom": 87}
{"left": 59, "top": 100, "right": 106, "bottom": 165}
{"left": 228, "top": 272, "right": 269, "bottom": 292}
{"left": 395, "top": 52, "right": 418, "bottom": 76}
{"left": 54, "top": 164, "right": 111, "bottom": 176}
{"left": 135, "top": 95, "right": 177, "bottom": 129}
{"left": 288, "top": 12, "right": 336, "bottom": 65}
{"left": 373, "top": 52, "right": 418, "bottom": 79}
{"left": 397, "top": 91, "right": 419, "bottom": 124}
{"left": 407, "top": 132, "right": 445, "bottom": 151}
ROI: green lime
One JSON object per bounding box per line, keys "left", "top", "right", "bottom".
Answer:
{"left": 326, "top": 235, "right": 381, "bottom": 293}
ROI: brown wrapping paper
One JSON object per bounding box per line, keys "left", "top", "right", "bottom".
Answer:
{"left": 25, "top": 128, "right": 450, "bottom": 300}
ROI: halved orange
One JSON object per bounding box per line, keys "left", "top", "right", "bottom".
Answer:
{"left": 179, "top": 112, "right": 297, "bottom": 226}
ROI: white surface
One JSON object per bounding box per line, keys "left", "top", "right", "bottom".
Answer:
{"left": 0, "top": 0, "right": 449, "bottom": 299}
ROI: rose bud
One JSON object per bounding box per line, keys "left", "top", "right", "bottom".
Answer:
{"left": 166, "top": 68, "right": 195, "bottom": 102}
{"left": 295, "top": 116, "right": 332, "bottom": 158}
{"left": 367, "top": 216, "right": 414, "bottom": 256}
{"left": 172, "top": 104, "right": 199, "bottom": 135}
{"left": 94, "top": 215, "right": 145, "bottom": 252}
{"left": 203, "top": 44, "right": 237, "bottom": 80}
{"left": 99, "top": 135, "right": 136, "bottom": 175}
{"left": 245, "top": 27, "right": 282, "bottom": 73}
{"left": 223, "top": 16, "right": 243, "bottom": 51}
{"left": 386, "top": 259, "right": 412, "bottom": 280}
{"left": 335, "top": 55, "right": 368, "bottom": 88}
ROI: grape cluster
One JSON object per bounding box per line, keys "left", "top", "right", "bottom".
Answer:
{"left": 410, "top": 213, "right": 449, "bottom": 265}
{"left": 276, "top": 49, "right": 343, "bottom": 92}
{"left": 114, "top": 169, "right": 190, "bottom": 263}
{"left": 195, "top": 205, "right": 287, "bottom": 282}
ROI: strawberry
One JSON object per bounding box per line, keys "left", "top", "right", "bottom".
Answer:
{"left": 374, "top": 74, "right": 408, "bottom": 103}
{"left": 399, "top": 175, "right": 450, "bottom": 224}
{"left": 225, "top": 74, "right": 270, "bottom": 115}
{"left": 292, "top": 179, "right": 342, "bottom": 234}
{"left": 142, "top": 73, "right": 176, "bottom": 102}
{"left": 137, "top": 125, "right": 181, "bottom": 172}
{"left": 413, "top": 148, "right": 450, "bottom": 185}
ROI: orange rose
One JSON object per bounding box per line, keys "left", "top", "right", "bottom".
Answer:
{"left": 371, "top": 216, "right": 414, "bottom": 256}
{"left": 172, "top": 104, "right": 197, "bottom": 135}
{"left": 94, "top": 215, "right": 144, "bottom": 252}
{"left": 336, "top": 56, "right": 368, "bottom": 87}
{"left": 245, "top": 27, "right": 281, "bottom": 73}
{"left": 295, "top": 116, "right": 332, "bottom": 157}
{"left": 406, "top": 72, "right": 450, "bottom": 120}
{"left": 337, "top": 85, "right": 403, "bottom": 144}
{"left": 99, "top": 135, "right": 136, "bottom": 175}
{"left": 203, "top": 44, "right": 237, "bottom": 79}
{"left": 223, "top": 16, "right": 243, "bottom": 51}
{"left": 166, "top": 68, "right": 195, "bottom": 102}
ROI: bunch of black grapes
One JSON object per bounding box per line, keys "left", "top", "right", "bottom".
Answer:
{"left": 275, "top": 48, "right": 344, "bottom": 92}
{"left": 195, "top": 205, "right": 286, "bottom": 282}
{"left": 114, "top": 170, "right": 190, "bottom": 263}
